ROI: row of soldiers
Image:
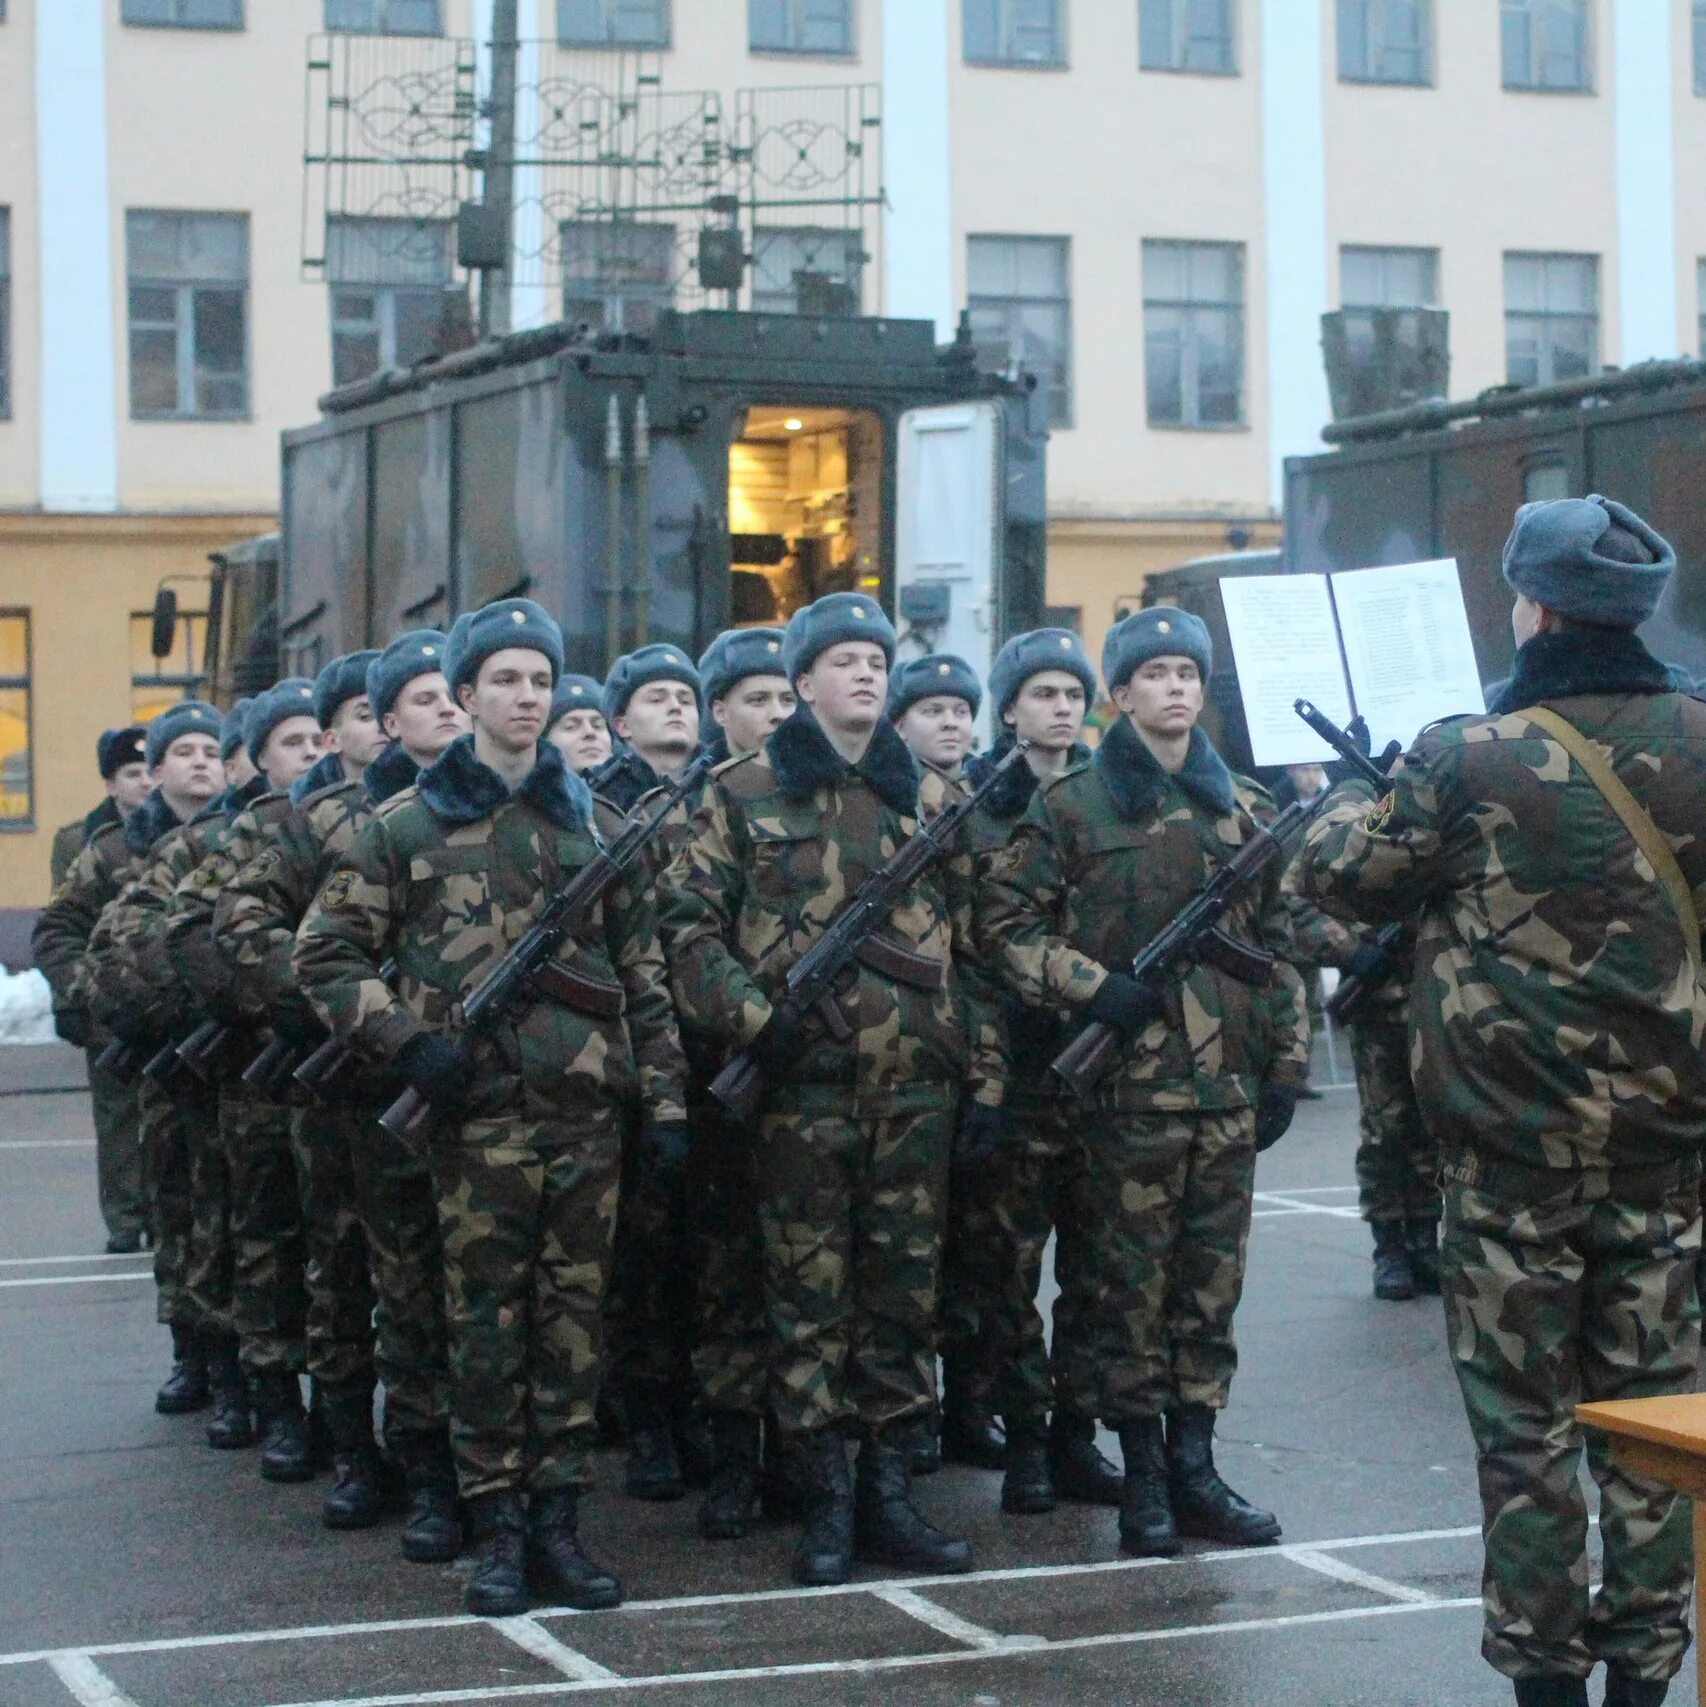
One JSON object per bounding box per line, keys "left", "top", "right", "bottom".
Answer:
{"left": 35, "top": 589, "right": 1328, "bottom": 1620}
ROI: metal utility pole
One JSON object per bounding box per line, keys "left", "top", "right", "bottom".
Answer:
{"left": 479, "top": 0, "right": 520, "bottom": 338}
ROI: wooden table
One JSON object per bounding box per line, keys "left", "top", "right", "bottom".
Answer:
{"left": 1577, "top": 1394, "right": 1706, "bottom": 1698}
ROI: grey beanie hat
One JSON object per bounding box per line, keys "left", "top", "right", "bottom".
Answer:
{"left": 987, "top": 628, "right": 1097, "bottom": 717}
{"left": 782, "top": 592, "right": 897, "bottom": 681}
{"left": 247, "top": 678, "right": 318, "bottom": 765}
{"left": 366, "top": 630, "right": 450, "bottom": 722}
{"left": 601, "top": 644, "right": 700, "bottom": 723}
{"left": 146, "top": 699, "right": 223, "bottom": 769}
{"left": 549, "top": 674, "right": 606, "bottom": 729}
{"left": 1501, "top": 494, "right": 1675, "bottom": 629}
{"left": 698, "top": 627, "right": 788, "bottom": 707}
{"left": 1103, "top": 606, "right": 1213, "bottom": 692}
{"left": 218, "top": 698, "right": 254, "bottom": 762}
{"left": 445, "top": 598, "right": 564, "bottom": 692}
{"left": 886, "top": 653, "right": 982, "bottom": 721}
{"left": 312, "top": 650, "right": 381, "bottom": 728}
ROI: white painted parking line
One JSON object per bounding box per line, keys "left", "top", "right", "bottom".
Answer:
{"left": 0, "top": 1253, "right": 151, "bottom": 1268}
{"left": 0, "top": 1272, "right": 152, "bottom": 1290}
{"left": 1251, "top": 1192, "right": 1363, "bottom": 1220}
{"left": 1282, "top": 1546, "right": 1439, "bottom": 1607}
{"left": 46, "top": 1652, "right": 142, "bottom": 1707}
{"left": 0, "top": 1138, "right": 96, "bottom": 1150}
{"left": 868, "top": 1585, "right": 1022, "bottom": 1652}
{"left": 488, "top": 1618, "right": 617, "bottom": 1682}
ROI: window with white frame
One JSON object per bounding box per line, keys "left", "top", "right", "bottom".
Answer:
{"left": 751, "top": 228, "right": 863, "bottom": 314}
{"left": 963, "top": 0, "right": 1064, "bottom": 66}
{"left": 750, "top": 0, "right": 852, "bottom": 55}
{"left": 327, "top": 216, "right": 454, "bottom": 385}
{"left": 1337, "top": 0, "right": 1429, "bottom": 84}
{"left": 1139, "top": 0, "right": 1235, "bottom": 75}
{"left": 561, "top": 221, "right": 676, "bottom": 334}
{"left": 1501, "top": 0, "right": 1591, "bottom": 92}
{"left": 1143, "top": 239, "right": 1245, "bottom": 428}
{"left": 1504, "top": 252, "right": 1598, "bottom": 386}
{"left": 967, "top": 235, "right": 1073, "bottom": 426}
{"left": 325, "top": 0, "right": 443, "bottom": 33}
{"left": 557, "top": 0, "right": 670, "bottom": 46}
{"left": 123, "top": 0, "right": 243, "bottom": 26}
{"left": 1339, "top": 244, "right": 1438, "bottom": 372}
{"left": 127, "top": 211, "right": 249, "bottom": 419}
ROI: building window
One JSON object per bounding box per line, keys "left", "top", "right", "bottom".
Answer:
{"left": 1501, "top": 0, "right": 1591, "bottom": 92}
{"left": 750, "top": 0, "right": 853, "bottom": 56}
{"left": 557, "top": 0, "right": 669, "bottom": 44}
{"left": 126, "top": 211, "right": 250, "bottom": 420}
{"left": 122, "top": 0, "right": 244, "bottom": 26}
{"left": 1139, "top": 0, "right": 1236, "bottom": 75}
{"left": 1143, "top": 239, "right": 1245, "bottom": 428}
{"left": 963, "top": 0, "right": 1065, "bottom": 66}
{"left": 0, "top": 208, "right": 10, "bottom": 420}
{"left": 561, "top": 221, "right": 675, "bottom": 333}
{"left": 0, "top": 611, "right": 31, "bottom": 828}
{"left": 1341, "top": 244, "right": 1437, "bottom": 309}
{"left": 327, "top": 216, "right": 454, "bottom": 385}
{"left": 326, "top": 0, "right": 442, "bottom": 33}
{"left": 967, "top": 235, "right": 1073, "bottom": 427}
{"left": 1504, "top": 252, "right": 1598, "bottom": 386}
{"left": 130, "top": 610, "right": 208, "bottom": 725}
{"left": 1337, "top": 0, "right": 1429, "bottom": 84}
{"left": 751, "top": 228, "right": 863, "bottom": 314}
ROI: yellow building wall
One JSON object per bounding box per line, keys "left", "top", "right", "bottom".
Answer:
{"left": 1, "top": 511, "right": 274, "bottom": 913}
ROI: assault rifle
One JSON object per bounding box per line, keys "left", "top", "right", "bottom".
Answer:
{"left": 94, "top": 1037, "right": 149, "bottom": 1084}
{"left": 1291, "top": 699, "right": 1407, "bottom": 1026}
{"left": 287, "top": 958, "right": 398, "bottom": 1102}
{"left": 708, "top": 739, "right": 1032, "bottom": 1126}
{"left": 142, "top": 1033, "right": 199, "bottom": 1095}
{"left": 377, "top": 748, "right": 718, "bottom": 1143}
{"left": 175, "top": 1017, "right": 235, "bottom": 1085}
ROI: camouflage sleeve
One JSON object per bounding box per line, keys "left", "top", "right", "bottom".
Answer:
{"left": 1258, "top": 857, "right": 1313, "bottom": 1091}
{"left": 86, "top": 841, "right": 198, "bottom": 1026}
{"left": 1279, "top": 855, "right": 1365, "bottom": 970}
{"left": 293, "top": 819, "right": 423, "bottom": 1064}
{"left": 658, "top": 782, "right": 773, "bottom": 1049}
{"left": 165, "top": 841, "right": 258, "bottom": 1023}
{"left": 977, "top": 794, "right": 1110, "bottom": 1010}
{"left": 215, "top": 814, "right": 321, "bottom": 1035}
{"left": 602, "top": 868, "right": 689, "bottom": 1124}
{"left": 31, "top": 841, "right": 108, "bottom": 1013}
{"left": 945, "top": 834, "right": 1006, "bottom": 1110}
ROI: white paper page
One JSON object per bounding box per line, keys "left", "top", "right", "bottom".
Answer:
{"left": 1218, "top": 574, "right": 1354, "bottom": 767}
{"left": 1329, "top": 559, "right": 1486, "bottom": 752}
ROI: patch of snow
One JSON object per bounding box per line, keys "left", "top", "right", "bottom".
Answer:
{"left": 0, "top": 966, "right": 60, "bottom": 1044}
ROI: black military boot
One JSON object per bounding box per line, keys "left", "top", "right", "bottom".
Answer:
{"left": 1116, "top": 1417, "right": 1179, "bottom": 1557}
{"left": 623, "top": 1389, "right": 685, "bottom": 1501}
{"left": 853, "top": 1431, "right": 972, "bottom": 1574}
{"left": 399, "top": 1435, "right": 462, "bottom": 1564}
{"left": 1602, "top": 1670, "right": 1669, "bottom": 1707}
{"left": 939, "top": 1362, "right": 1006, "bottom": 1470}
{"left": 760, "top": 1416, "right": 806, "bottom": 1522}
{"left": 1165, "top": 1404, "right": 1280, "bottom": 1546}
{"left": 464, "top": 1490, "right": 529, "bottom": 1616}
{"left": 791, "top": 1429, "right": 855, "bottom": 1586}
{"left": 155, "top": 1324, "right": 210, "bottom": 1415}
{"left": 675, "top": 1408, "right": 717, "bottom": 1490}
{"left": 1511, "top": 1677, "right": 1590, "bottom": 1707}
{"left": 321, "top": 1392, "right": 384, "bottom": 1531}
{"left": 254, "top": 1370, "right": 315, "bottom": 1484}
{"left": 1049, "top": 1412, "right": 1124, "bottom": 1506}
{"left": 1000, "top": 1417, "right": 1057, "bottom": 1515}
{"left": 528, "top": 1487, "right": 623, "bottom": 1609}
{"left": 1406, "top": 1217, "right": 1442, "bottom": 1295}
{"left": 1371, "top": 1220, "right": 1418, "bottom": 1301}
{"left": 204, "top": 1331, "right": 256, "bottom": 1450}
{"left": 906, "top": 1414, "right": 943, "bottom": 1476}
{"left": 698, "top": 1411, "right": 762, "bottom": 1541}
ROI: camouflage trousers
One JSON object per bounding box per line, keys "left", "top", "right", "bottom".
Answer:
{"left": 138, "top": 1077, "right": 202, "bottom": 1328}
{"left": 296, "top": 1103, "right": 377, "bottom": 1405}
{"left": 88, "top": 1052, "right": 146, "bottom": 1242}
{"left": 222, "top": 1083, "right": 308, "bottom": 1376}
{"left": 1440, "top": 1158, "right": 1702, "bottom": 1684}
{"left": 184, "top": 1086, "right": 235, "bottom": 1338}
{"left": 957, "top": 1100, "right": 1101, "bottom": 1427}
{"left": 1089, "top": 1105, "right": 1258, "bottom": 1422}
{"left": 430, "top": 1111, "right": 622, "bottom": 1499}
{"left": 755, "top": 1099, "right": 950, "bottom": 1437}
{"left": 691, "top": 1106, "right": 769, "bottom": 1416}
{"left": 1350, "top": 1015, "right": 1438, "bottom": 1226}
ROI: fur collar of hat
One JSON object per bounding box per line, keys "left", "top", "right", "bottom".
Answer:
{"left": 768, "top": 706, "right": 919, "bottom": 816}
{"left": 1094, "top": 714, "right": 1235, "bottom": 821}
{"left": 418, "top": 733, "right": 593, "bottom": 833}
{"left": 1488, "top": 628, "right": 1675, "bottom": 715}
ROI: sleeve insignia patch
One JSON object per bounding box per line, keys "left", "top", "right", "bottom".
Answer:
{"left": 319, "top": 870, "right": 357, "bottom": 911}
{"left": 1364, "top": 791, "right": 1397, "bottom": 834}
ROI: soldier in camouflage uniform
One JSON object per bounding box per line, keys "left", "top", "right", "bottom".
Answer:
{"left": 166, "top": 679, "right": 324, "bottom": 1480}
{"left": 545, "top": 674, "right": 612, "bottom": 776}
{"left": 981, "top": 608, "right": 1307, "bottom": 1560}
{"left": 33, "top": 703, "right": 223, "bottom": 1410}
{"left": 47, "top": 725, "right": 153, "bottom": 1253}
{"left": 1297, "top": 496, "right": 1706, "bottom": 1707}
{"left": 662, "top": 593, "right": 978, "bottom": 1588}
{"left": 220, "top": 633, "right": 468, "bottom": 1556}
{"left": 588, "top": 644, "right": 701, "bottom": 811}
{"left": 296, "top": 598, "right": 687, "bottom": 1617}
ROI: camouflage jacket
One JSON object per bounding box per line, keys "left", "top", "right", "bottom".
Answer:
{"left": 979, "top": 716, "right": 1311, "bottom": 1113}
{"left": 659, "top": 708, "right": 987, "bottom": 1116}
{"left": 50, "top": 798, "right": 120, "bottom": 891}
{"left": 215, "top": 747, "right": 418, "bottom": 1037}
{"left": 1278, "top": 854, "right": 1409, "bottom": 1016}
{"left": 33, "top": 790, "right": 180, "bottom": 1031}
{"left": 1297, "top": 629, "right": 1706, "bottom": 1172}
{"left": 293, "top": 734, "right": 686, "bottom": 1125}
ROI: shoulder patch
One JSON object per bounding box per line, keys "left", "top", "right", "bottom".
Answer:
{"left": 318, "top": 870, "right": 358, "bottom": 912}
{"left": 245, "top": 846, "right": 282, "bottom": 882}
{"left": 1364, "top": 791, "right": 1396, "bottom": 834}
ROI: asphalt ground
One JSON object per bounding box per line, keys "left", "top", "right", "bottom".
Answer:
{"left": 0, "top": 1047, "right": 1691, "bottom": 1707}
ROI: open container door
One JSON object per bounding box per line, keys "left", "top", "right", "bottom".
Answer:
{"left": 895, "top": 401, "right": 1002, "bottom": 742}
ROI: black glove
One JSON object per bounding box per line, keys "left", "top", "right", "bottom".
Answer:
{"left": 1086, "top": 972, "right": 1167, "bottom": 1038}
{"left": 54, "top": 1007, "right": 93, "bottom": 1050}
{"left": 272, "top": 1006, "right": 326, "bottom": 1048}
{"left": 105, "top": 1006, "right": 156, "bottom": 1046}
{"left": 748, "top": 1009, "right": 803, "bottom": 1076}
{"left": 1254, "top": 1082, "right": 1301, "bottom": 1152}
{"left": 638, "top": 1119, "right": 690, "bottom": 1194}
{"left": 395, "top": 1032, "right": 470, "bottom": 1117}
{"left": 954, "top": 1103, "right": 1008, "bottom": 1172}
{"left": 1343, "top": 942, "right": 1390, "bottom": 986}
